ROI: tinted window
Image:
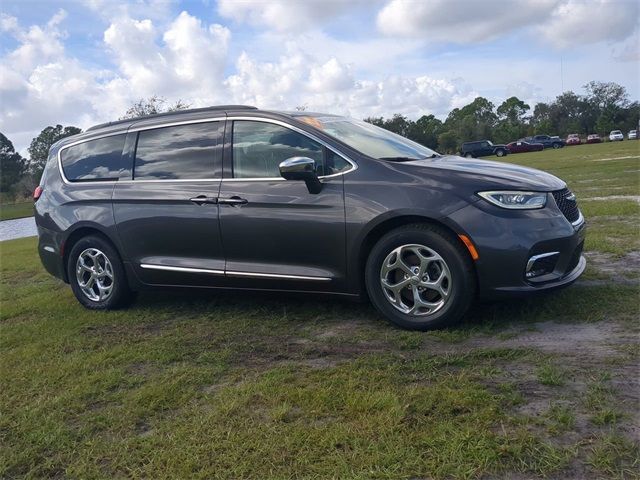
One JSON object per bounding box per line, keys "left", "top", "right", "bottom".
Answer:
{"left": 134, "top": 122, "right": 219, "bottom": 180}
{"left": 60, "top": 135, "right": 126, "bottom": 182}
{"left": 232, "top": 121, "right": 323, "bottom": 178}
{"left": 324, "top": 151, "right": 351, "bottom": 176}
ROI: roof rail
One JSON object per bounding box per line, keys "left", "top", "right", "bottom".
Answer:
{"left": 87, "top": 105, "right": 258, "bottom": 131}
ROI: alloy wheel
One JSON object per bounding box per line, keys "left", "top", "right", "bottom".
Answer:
{"left": 75, "top": 248, "right": 114, "bottom": 302}
{"left": 380, "top": 243, "right": 452, "bottom": 316}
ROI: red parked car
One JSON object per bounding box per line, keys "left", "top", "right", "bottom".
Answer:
{"left": 586, "top": 134, "right": 602, "bottom": 144}
{"left": 506, "top": 140, "right": 544, "bottom": 154}
{"left": 566, "top": 134, "right": 581, "bottom": 145}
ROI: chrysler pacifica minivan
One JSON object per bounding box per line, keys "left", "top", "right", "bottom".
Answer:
{"left": 35, "top": 105, "right": 586, "bottom": 330}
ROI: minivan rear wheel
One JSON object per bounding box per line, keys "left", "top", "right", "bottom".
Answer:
{"left": 365, "top": 224, "right": 475, "bottom": 330}
{"left": 67, "top": 235, "right": 135, "bottom": 310}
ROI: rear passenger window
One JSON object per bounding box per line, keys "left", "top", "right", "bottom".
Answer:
{"left": 60, "top": 135, "right": 126, "bottom": 182}
{"left": 134, "top": 122, "right": 220, "bottom": 180}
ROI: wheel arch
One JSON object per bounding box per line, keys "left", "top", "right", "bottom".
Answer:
{"left": 61, "top": 224, "right": 120, "bottom": 282}
{"left": 353, "top": 213, "right": 478, "bottom": 296}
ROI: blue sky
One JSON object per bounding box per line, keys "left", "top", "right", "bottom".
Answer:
{"left": 1, "top": 0, "right": 638, "bottom": 153}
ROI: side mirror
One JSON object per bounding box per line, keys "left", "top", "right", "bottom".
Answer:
{"left": 279, "top": 157, "right": 322, "bottom": 194}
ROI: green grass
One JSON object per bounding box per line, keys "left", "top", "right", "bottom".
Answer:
{"left": 1, "top": 141, "right": 639, "bottom": 478}
{"left": 0, "top": 201, "right": 33, "bottom": 221}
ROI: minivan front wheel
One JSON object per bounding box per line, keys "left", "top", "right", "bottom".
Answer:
{"left": 67, "top": 235, "right": 134, "bottom": 310}
{"left": 365, "top": 224, "right": 475, "bottom": 330}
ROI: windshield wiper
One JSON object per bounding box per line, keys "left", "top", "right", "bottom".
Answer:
{"left": 379, "top": 153, "right": 440, "bottom": 162}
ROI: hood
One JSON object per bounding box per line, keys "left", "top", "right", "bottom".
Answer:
{"left": 401, "top": 155, "right": 566, "bottom": 191}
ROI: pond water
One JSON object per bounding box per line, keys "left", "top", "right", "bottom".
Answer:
{"left": 0, "top": 217, "right": 37, "bottom": 241}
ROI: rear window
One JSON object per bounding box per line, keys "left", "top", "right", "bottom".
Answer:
{"left": 134, "top": 122, "right": 220, "bottom": 180}
{"left": 60, "top": 135, "right": 127, "bottom": 182}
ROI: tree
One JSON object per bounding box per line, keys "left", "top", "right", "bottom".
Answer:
{"left": 437, "top": 131, "right": 458, "bottom": 154}
{"left": 0, "top": 133, "right": 27, "bottom": 195}
{"left": 444, "top": 97, "right": 497, "bottom": 143}
{"left": 408, "top": 114, "right": 443, "bottom": 150}
{"left": 27, "top": 125, "right": 82, "bottom": 180}
{"left": 496, "top": 97, "right": 530, "bottom": 124}
{"left": 494, "top": 97, "right": 530, "bottom": 143}
{"left": 583, "top": 81, "right": 629, "bottom": 110}
{"left": 120, "top": 95, "right": 191, "bottom": 120}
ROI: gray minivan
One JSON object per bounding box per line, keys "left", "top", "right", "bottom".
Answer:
{"left": 35, "top": 105, "right": 586, "bottom": 330}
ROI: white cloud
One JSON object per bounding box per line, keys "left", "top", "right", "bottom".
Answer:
{"left": 101, "top": 11, "right": 231, "bottom": 111}
{"left": 217, "top": 0, "right": 369, "bottom": 32}
{"left": 377, "top": 0, "right": 558, "bottom": 43}
{"left": 540, "top": 0, "right": 639, "bottom": 48}
{"left": 376, "top": 0, "right": 638, "bottom": 48}
{"left": 224, "top": 48, "right": 476, "bottom": 118}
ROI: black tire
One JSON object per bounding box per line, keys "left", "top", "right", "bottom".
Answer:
{"left": 365, "top": 224, "right": 476, "bottom": 331}
{"left": 552, "top": 143, "right": 561, "bottom": 149}
{"left": 495, "top": 149, "right": 506, "bottom": 157}
{"left": 67, "top": 234, "right": 135, "bottom": 310}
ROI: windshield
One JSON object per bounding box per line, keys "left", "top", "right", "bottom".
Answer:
{"left": 298, "top": 116, "right": 438, "bottom": 160}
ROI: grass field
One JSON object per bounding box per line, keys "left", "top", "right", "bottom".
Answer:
{"left": 1, "top": 141, "right": 639, "bottom": 479}
{"left": 0, "top": 201, "right": 33, "bottom": 221}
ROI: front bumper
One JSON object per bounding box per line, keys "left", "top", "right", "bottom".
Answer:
{"left": 447, "top": 198, "right": 586, "bottom": 299}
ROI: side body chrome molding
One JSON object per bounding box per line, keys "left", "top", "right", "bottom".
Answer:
{"left": 140, "top": 264, "right": 224, "bottom": 275}
{"left": 139, "top": 263, "right": 331, "bottom": 281}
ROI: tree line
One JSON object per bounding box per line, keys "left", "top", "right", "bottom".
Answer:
{"left": 1, "top": 81, "right": 637, "bottom": 201}
{"left": 365, "top": 81, "right": 638, "bottom": 153}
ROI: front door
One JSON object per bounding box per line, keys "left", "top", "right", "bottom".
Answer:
{"left": 218, "top": 119, "right": 352, "bottom": 292}
{"left": 113, "top": 121, "right": 226, "bottom": 286}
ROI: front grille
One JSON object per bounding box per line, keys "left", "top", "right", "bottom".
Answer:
{"left": 552, "top": 188, "right": 580, "bottom": 223}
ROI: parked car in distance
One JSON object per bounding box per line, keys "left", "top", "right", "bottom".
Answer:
{"left": 586, "top": 134, "right": 602, "bottom": 144}
{"left": 460, "top": 140, "right": 509, "bottom": 158}
{"left": 628, "top": 130, "right": 637, "bottom": 140}
{"left": 35, "top": 105, "right": 586, "bottom": 331}
{"left": 524, "top": 135, "right": 565, "bottom": 149}
{"left": 609, "top": 130, "right": 624, "bottom": 141}
{"left": 566, "top": 134, "right": 581, "bottom": 146}
{"left": 506, "top": 140, "right": 544, "bottom": 154}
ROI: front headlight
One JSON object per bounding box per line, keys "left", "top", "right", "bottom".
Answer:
{"left": 477, "top": 191, "right": 547, "bottom": 209}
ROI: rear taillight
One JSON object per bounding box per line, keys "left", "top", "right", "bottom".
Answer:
{"left": 33, "top": 185, "right": 43, "bottom": 201}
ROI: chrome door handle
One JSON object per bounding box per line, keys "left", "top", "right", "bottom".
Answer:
{"left": 218, "top": 196, "right": 248, "bottom": 205}
{"left": 189, "top": 195, "right": 218, "bottom": 205}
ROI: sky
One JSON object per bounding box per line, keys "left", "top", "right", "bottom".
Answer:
{"left": 1, "top": 0, "right": 639, "bottom": 155}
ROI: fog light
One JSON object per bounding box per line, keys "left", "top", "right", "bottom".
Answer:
{"left": 525, "top": 252, "right": 559, "bottom": 279}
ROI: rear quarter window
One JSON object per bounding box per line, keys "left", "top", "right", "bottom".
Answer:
{"left": 60, "top": 134, "right": 127, "bottom": 182}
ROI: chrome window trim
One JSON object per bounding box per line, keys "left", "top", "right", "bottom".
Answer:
{"left": 140, "top": 263, "right": 331, "bottom": 281}
{"left": 127, "top": 116, "right": 225, "bottom": 133}
{"left": 57, "top": 114, "right": 357, "bottom": 185}
{"left": 140, "top": 264, "right": 225, "bottom": 275}
{"left": 117, "top": 178, "right": 222, "bottom": 184}
{"left": 225, "top": 116, "right": 357, "bottom": 181}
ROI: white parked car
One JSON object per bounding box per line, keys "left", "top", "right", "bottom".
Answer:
{"left": 629, "top": 130, "right": 637, "bottom": 140}
{"left": 609, "top": 130, "right": 624, "bottom": 141}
